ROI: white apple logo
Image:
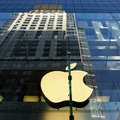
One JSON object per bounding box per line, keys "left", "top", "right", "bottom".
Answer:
{"left": 40, "top": 63, "right": 93, "bottom": 108}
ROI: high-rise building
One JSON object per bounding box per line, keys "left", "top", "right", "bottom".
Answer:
{"left": 0, "top": 10, "right": 103, "bottom": 120}
{"left": 0, "top": 3, "right": 120, "bottom": 120}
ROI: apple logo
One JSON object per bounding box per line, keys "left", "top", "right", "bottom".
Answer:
{"left": 40, "top": 63, "right": 93, "bottom": 108}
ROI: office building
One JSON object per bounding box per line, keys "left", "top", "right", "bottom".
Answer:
{"left": 0, "top": 2, "right": 120, "bottom": 120}
{"left": 0, "top": 9, "right": 104, "bottom": 120}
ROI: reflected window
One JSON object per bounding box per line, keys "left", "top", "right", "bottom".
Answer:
{"left": 47, "top": 27, "right": 53, "bottom": 29}
{"left": 23, "top": 71, "right": 32, "bottom": 75}
{"left": 51, "top": 63, "right": 61, "bottom": 67}
{"left": 101, "top": 21, "right": 107, "bottom": 27}
{"left": 88, "top": 21, "right": 93, "bottom": 27}
{"left": 38, "top": 27, "right": 44, "bottom": 29}
{"left": 85, "top": 28, "right": 97, "bottom": 39}
{"left": 12, "top": 64, "right": 21, "bottom": 68}
{"left": 100, "top": 28, "right": 114, "bottom": 39}
{"left": 38, "top": 63, "right": 47, "bottom": 68}
{"left": 30, "top": 27, "right": 35, "bottom": 29}
{"left": 9, "top": 71, "right": 19, "bottom": 75}
{"left": 20, "top": 27, "right": 26, "bottom": 29}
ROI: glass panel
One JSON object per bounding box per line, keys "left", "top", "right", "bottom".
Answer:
{"left": 0, "top": 3, "right": 120, "bottom": 120}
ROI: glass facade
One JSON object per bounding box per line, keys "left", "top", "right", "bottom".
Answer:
{"left": 0, "top": 1, "right": 120, "bottom": 120}
{"left": 0, "top": 0, "right": 120, "bottom": 12}
{"left": 76, "top": 13, "right": 120, "bottom": 120}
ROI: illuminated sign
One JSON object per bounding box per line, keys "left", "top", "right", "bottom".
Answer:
{"left": 40, "top": 64, "right": 93, "bottom": 108}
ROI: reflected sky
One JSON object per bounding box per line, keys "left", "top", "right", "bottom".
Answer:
{"left": 0, "top": 0, "right": 120, "bottom": 12}
{"left": 0, "top": 13, "right": 12, "bottom": 28}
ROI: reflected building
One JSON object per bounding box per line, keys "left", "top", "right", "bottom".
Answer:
{"left": 0, "top": 10, "right": 98, "bottom": 103}
{"left": 0, "top": 2, "right": 119, "bottom": 120}
{"left": 0, "top": 8, "right": 107, "bottom": 120}
{"left": 76, "top": 13, "right": 120, "bottom": 120}
{"left": 76, "top": 13, "right": 120, "bottom": 101}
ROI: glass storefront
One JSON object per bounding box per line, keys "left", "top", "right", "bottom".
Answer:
{"left": 0, "top": 3, "right": 120, "bottom": 120}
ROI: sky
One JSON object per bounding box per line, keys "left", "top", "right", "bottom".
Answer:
{"left": 0, "top": 13, "right": 12, "bottom": 28}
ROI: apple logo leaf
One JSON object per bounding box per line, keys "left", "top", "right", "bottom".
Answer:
{"left": 65, "top": 63, "right": 77, "bottom": 71}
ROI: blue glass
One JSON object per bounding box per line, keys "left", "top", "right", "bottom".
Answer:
{"left": 0, "top": 0, "right": 119, "bottom": 12}
{"left": 84, "top": 28, "right": 97, "bottom": 39}
{"left": 76, "top": 13, "right": 120, "bottom": 108}
{"left": 51, "top": 0, "right": 58, "bottom": 4}
{"left": 101, "top": 21, "right": 107, "bottom": 27}
{"left": 87, "top": 21, "right": 93, "bottom": 27}
{"left": 0, "top": 13, "right": 12, "bottom": 28}
{"left": 100, "top": 28, "right": 114, "bottom": 39}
